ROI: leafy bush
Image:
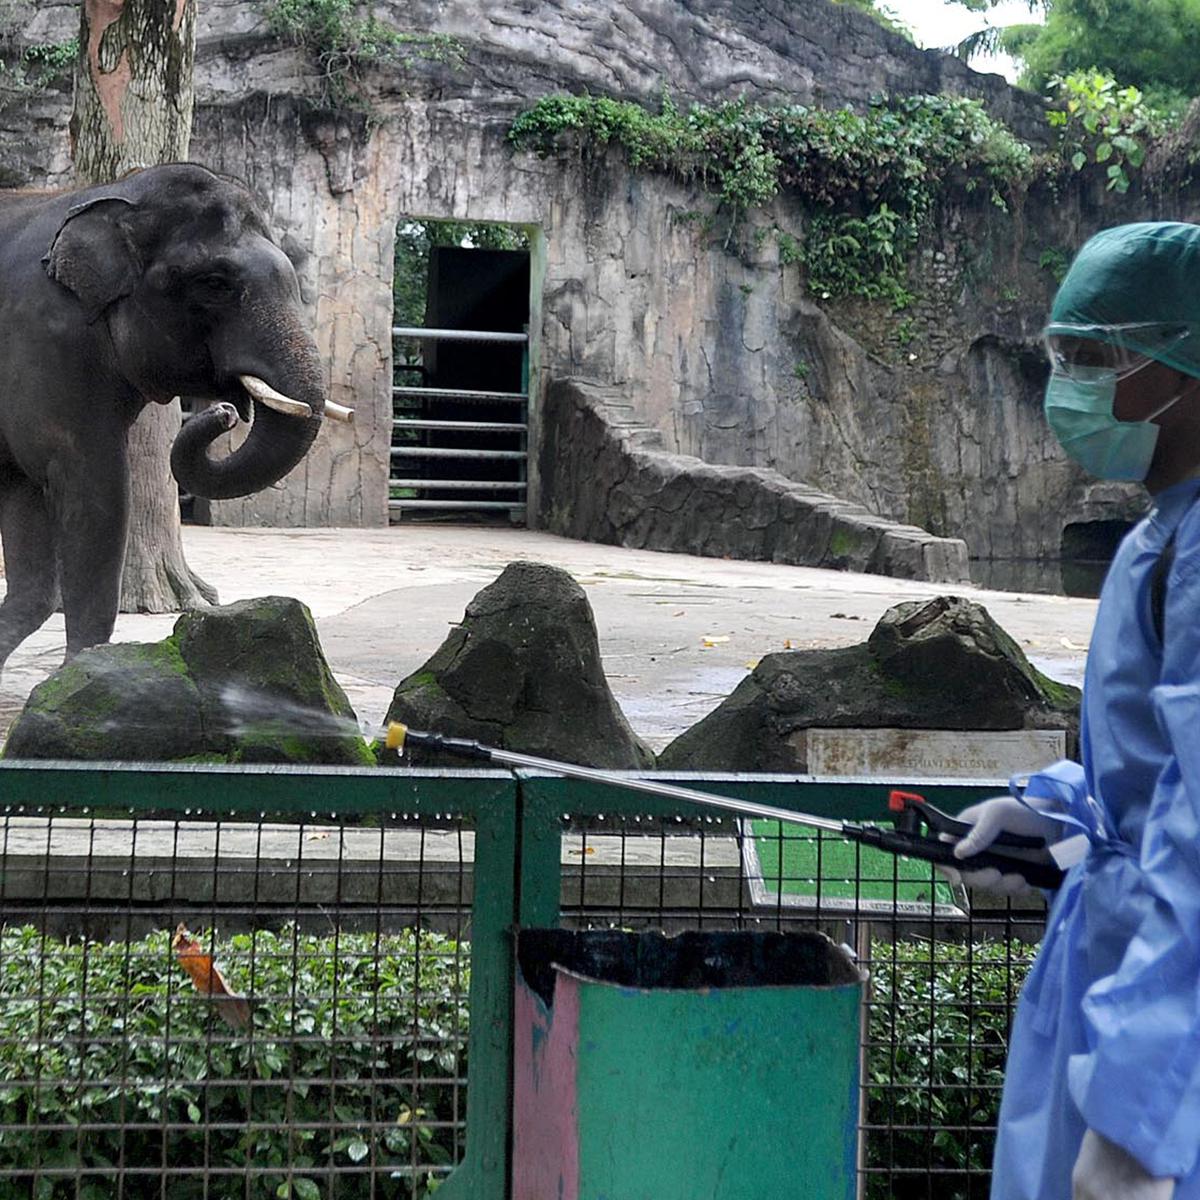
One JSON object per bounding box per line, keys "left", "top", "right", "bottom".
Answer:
{"left": 509, "top": 92, "right": 1036, "bottom": 306}
{"left": 265, "top": 0, "right": 463, "bottom": 110}
{"left": 865, "top": 938, "right": 1033, "bottom": 1200}
{"left": 0, "top": 0, "right": 76, "bottom": 112}
{"left": 1046, "top": 70, "right": 1163, "bottom": 193}
{"left": 508, "top": 93, "right": 782, "bottom": 214}
{"left": 0, "top": 924, "right": 469, "bottom": 1199}
{"left": 1038, "top": 246, "right": 1070, "bottom": 284}
{"left": 0, "top": 922, "right": 1035, "bottom": 1198}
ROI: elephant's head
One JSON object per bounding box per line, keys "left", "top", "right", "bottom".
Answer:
{"left": 43, "top": 163, "right": 338, "bottom": 500}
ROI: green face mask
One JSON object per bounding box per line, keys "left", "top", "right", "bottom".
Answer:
{"left": 1044, "top": 367, "right": 1181, "bottom": 481}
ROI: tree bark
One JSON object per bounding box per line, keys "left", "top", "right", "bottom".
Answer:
{"left": 72, "top": 0, "right": 217, "bottom": 613}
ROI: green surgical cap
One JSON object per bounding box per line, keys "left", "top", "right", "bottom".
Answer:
{"left": 1047, "top": 221, "right": 1200, "bottom": 380}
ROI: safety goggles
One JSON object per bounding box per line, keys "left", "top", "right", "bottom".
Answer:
{"left": 1043, "top": 322, "right": 1191, "bottom": 382}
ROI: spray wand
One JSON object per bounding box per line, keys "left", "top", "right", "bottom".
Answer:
{"left": 383, "top": 723, "right": 1065, "bottom": 890}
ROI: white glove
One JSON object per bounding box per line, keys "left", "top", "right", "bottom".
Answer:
{"left": 1073, "top": 1129, "right": 1176, "bottom": 1200}
{"left": 938, "top": 794, "right": 1060, "bottom": 897}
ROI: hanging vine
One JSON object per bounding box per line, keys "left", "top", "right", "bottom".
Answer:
{"left": 509, "top": 91, "right": 1041, "bottom": 307}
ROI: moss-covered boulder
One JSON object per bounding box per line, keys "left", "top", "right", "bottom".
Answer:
{"left": 176, "top": 597, "right": 373, "bottom": 765}
{"left": 658, "top": 595, "right": 1080, "bottom": 771}
{"left": 4, "top": 597, "right": 374, "bottom": 766}
{"left": 383, "top": 561, "right": 654, "bottom": 769}
{"left": 4, "top": 641, "right": 208, "bottom": 761}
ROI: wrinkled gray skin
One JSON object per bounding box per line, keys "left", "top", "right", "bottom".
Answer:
{"left": 0, "top": 163, "right": 326, "bottom": 668}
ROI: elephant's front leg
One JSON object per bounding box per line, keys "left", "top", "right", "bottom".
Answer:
{"left": 48, "top": 441, "right": 131, "bottom": 659}
{"left": 0, "top": 477, "right": 61, "bottom": 673}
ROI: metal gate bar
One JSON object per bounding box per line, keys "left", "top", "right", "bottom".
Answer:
{"left": 392, "top": 327, "right": 528, "bottom": 344}
{"left": 391, "top": 327, "right": 528, "bottom": 522}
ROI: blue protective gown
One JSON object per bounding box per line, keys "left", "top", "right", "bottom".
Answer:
{"left": 991, "top": 474, "right": 1200, "bottom": 1199}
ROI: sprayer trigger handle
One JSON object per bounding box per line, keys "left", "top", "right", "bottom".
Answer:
{"left": 889, "top": 790, "right": 1046, "bottom": 850}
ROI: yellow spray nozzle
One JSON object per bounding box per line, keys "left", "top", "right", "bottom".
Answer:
{"left": 384, "top": 721, "right": 407, "bottom": 754}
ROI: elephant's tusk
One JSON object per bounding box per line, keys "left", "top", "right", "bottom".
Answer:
{"left": 324, "top": 400, "right": 354, "bottom": 424}
{"left": 238, "top": 374, "right": 314, "bottom": 419}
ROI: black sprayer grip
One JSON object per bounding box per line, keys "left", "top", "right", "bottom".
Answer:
{"left": 848, "top": 825, "right": 1066, "bottom": 891}
{"left": 402, "top": 730, "right": 494, "bottom": 762}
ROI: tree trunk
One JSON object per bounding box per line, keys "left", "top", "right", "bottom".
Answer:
{"left": 72, "top": 0, "right": 216, "bottom": 613}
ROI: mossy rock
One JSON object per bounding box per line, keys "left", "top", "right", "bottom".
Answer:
{"left": 175, "top": 596, "right": 375, "bottom": 767}
{"left": 383, "top": 561, "right": 654, "bottom": 769}
{"left": 660, "top": 596, "right": 1080, "bottom": 771}
{"left": 866, "top": 596, "right": 1078, "bottom": 722}
{"left": 4, "top": 597, "right": 375, "bottom": 767}
{"left": 4, "top": 641, "right": 207, "bottom": 761}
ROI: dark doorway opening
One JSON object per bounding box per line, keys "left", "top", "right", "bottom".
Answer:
{"left": 392, "top": 221, "right": 532, "bottom": 524}
{"left": 970, "top": 519, "right": 1138, "bottom": 598}
{"left": 1060, "top": 520, "right": 1132, "bottom": 563}
{"left": 1059, "top": 519, "right": 1136, "bottom": 597}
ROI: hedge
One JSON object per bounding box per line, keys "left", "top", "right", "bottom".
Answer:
{"left": 0, "top": 924, "right": 468, "bottom": 1199}
{"left": 0, "top": 927, "right": 1031, "bottom": 1199}
{"left": 865, "top": 938, "right": 1033, "bottom": 1200}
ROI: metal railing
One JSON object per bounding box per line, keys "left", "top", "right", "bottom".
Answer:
{"left": 391, "top": 327, "right": 529, "bottom": 522}
{"left": 0, "top": 762, "right": 1043, "bottom": 1198}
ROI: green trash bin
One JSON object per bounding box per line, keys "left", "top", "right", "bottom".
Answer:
{"left": 512, "top": 929, "right": 865, "bottom": 1200}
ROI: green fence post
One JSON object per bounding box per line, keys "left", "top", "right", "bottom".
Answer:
{"left": 437, "top": 797, "right": 519, "bottom": 1200}
{"left": 515, "top": 774, "right": 563, "bottom": 929}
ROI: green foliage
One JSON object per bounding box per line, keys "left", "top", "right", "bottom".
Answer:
{"left": 509, "top": 92, "right": 1035, "bottom": 306}
{"left": 509, "top": 93, "right": 782, "bottom": 213}
{"left": 1002, "top": 0, "right": 1200, "bottom": 104}
{"left": 803, "top": 209, "right": 915, "bottom": 307}
{"left": 21, "top": 40, "right": 78, "bottom": 74}
{"left": 0, "top": 0, "right": 77, "bottom": 110}
{"left": 865, "top": 938, "right": 1033, "bottom": 1199}
{"left": 1, "top": 921, "right": 1036, "bottom": 1196}
{"left": 0, "top": 924, "right": 468, "bottom": 1198}
{"left": 1046, "top": 70, "right": 1162, "bottom": 193}
{"left": 1038, "top": 246, "right": 1070, "bottom": 283}
{"left": 265, "top": 0, "right": 463, "bottom": 110}
{"left": 775, "top": 229, "right": 802, "bottom": 266}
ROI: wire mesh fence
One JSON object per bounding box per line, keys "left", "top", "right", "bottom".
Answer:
{"left": 0, "top": 805, "right": 471, "bottom": 1199}
{"left": 0, "top": 774, "right": 1046, "bottom": 1200}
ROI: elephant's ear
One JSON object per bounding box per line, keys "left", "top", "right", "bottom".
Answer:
{"left": 43, "top": 196, "right": 140, "bottom": 324}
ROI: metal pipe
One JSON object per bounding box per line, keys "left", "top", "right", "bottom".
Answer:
{"left": 387, "top": 725, "right": 845, "bottom": 833}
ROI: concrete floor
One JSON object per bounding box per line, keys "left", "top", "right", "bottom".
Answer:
{"left": 0, "top": 525, "right": 1099, "bottom": 751}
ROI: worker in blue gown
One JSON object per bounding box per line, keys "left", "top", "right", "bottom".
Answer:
{"left": 948, "top": 221, "right": 1200, "bottom": 1200}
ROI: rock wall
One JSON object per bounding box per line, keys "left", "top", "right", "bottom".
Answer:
{"left": 0, "top": 0, "right": 1172, "bottom": 556}
{"left": 541, "top": 378, "right": 970, "bottom": 582}
{"left": 392, "top": 0, "right": 1049, "bottom": 141}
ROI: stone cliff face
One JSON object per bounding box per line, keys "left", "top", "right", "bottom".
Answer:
{"left": 392, "top": 0, "right": 1048, "bottom": 139}
{"left": 539, "top": 378, "right": 971, "bottom": 582}
{"left": 0, "top": 0, "right": 1164, "bottom": 558}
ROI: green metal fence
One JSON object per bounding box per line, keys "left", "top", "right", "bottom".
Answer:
{"left": 0, "top": 761, "right": 1043, "bottom": 1198}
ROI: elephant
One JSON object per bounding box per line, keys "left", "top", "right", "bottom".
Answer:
{"left": 0, "top": 163, "right": 345, "bottom": 670}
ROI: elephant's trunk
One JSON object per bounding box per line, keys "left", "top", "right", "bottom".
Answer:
{"left": 169, "top": 311, "right": 327, "bottom": 501}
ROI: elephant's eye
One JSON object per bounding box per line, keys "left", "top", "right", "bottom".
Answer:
{"left": 195, "top": 273, "right": 235, "bottom": 297}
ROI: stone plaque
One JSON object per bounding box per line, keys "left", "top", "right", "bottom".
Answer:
{"left": 803, "top": 728, "right": 1066, "bottom": 780}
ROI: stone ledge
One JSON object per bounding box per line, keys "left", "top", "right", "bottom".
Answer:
{"left": 0, "top": 818, "right": 741, "bottom": 930}
{"left": 0, "top": 817, "right": 1041, "bottom": 943}
{"left": 539, "top": 378, "right": 970, "bottom": 584}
